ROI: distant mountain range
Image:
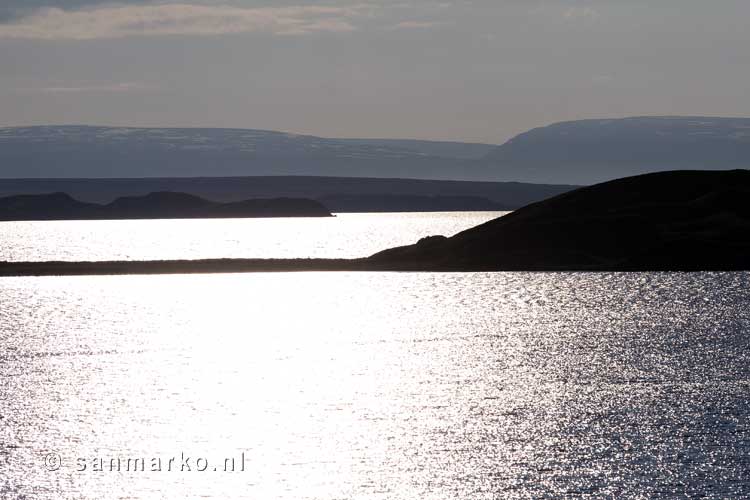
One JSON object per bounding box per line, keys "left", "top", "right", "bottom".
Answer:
{"left": 0, "top": 125, "right": 491, "bottom": 180}
{"left": 1, "top": 117, "right": 749, "bottom": 184}
{"left": 485, "top": 117, "right": 750, "bottom": 184}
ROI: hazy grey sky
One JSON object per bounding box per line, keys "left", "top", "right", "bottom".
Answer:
{"left": 1, "top": 0, "right": 749, "bottom": 143}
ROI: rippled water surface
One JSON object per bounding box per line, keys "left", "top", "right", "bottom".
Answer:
{"left": 0, "top": 212, "right": 506, "bottom": 262}
{"left": 1, "top": 271, "right": 749, "bottom": 499}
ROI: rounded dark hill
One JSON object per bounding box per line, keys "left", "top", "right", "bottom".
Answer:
{"left": 107, "top": 191, "right": 212, "bottom": 217}
{"left": 0, "top": 192, "right": 96, "bottom": 220}
{"left": 370, "top": 170, "right": 750, "bottom": 271}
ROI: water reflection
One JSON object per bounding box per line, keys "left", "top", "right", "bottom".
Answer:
{"left": 0, "top": 212, "right": 507, "bottom": 262}
{"left": 0, "top": 272, "right": 749, "bottom": 498}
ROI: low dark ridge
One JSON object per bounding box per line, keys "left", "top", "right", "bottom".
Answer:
{"left": 0, "top": 191, "right": 332, "bottom": 221}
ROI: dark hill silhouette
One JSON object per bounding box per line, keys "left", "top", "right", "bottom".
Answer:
{"left": 370, "top": 170, "right": 750, "bottom": 271}
{"left": 0, "top": 192, "right": 331, "bottom": 221}
{"left": 105, "top": 192, "right": 213, "bottom": 218}
{"left": 0, "top": 192, "right": 95, "bottom": 220}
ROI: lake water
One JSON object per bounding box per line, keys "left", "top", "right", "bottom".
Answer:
{"left": 0, "top": 212, "right": 507, "bottom": 262}
{"left": 1, "top": 271, "right": 749, "bottom": 499}
{"left": 2, "top": 213, "right": 750, "bottom": 498}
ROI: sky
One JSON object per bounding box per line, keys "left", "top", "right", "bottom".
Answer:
{"left": 1, "top": 0, "right": 749, "bottom": 144}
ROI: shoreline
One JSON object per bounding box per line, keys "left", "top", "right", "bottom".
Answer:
{"left": 1, "top": 258, "right": 749, "bottom": 277}
{"left": 0, "top": 259, "right": 374, "bottom": 277}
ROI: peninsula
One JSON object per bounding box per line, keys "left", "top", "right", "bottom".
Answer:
{"left": 370, "top": 169, "right": 750, "bottom": 271}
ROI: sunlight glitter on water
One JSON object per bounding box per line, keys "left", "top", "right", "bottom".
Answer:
{"left": 0, "top": 211, "right": 507, "bottom": 262}
{"left": 1, "top": 271, "right": 749, "bottom": 498}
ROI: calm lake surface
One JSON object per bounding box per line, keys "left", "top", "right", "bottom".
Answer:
{"left": 0, "top": 211, "right": 507, "bottom": 261}
{"left": 1, "top": 272, "right": 749, "bottom": 499}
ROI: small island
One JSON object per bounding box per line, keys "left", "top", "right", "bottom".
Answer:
{"left": 0, "top": 191, "right": 333, "bottom": 221}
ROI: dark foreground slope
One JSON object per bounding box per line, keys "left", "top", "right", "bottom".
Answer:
{"left": 2, "top": 170, "right": 749, "bottom": 275}
{"left": 371, "top": 170, "right": 750, "bottom": 271}
{"left": 0, "top": 192, "right": 331, "bottom": 221}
